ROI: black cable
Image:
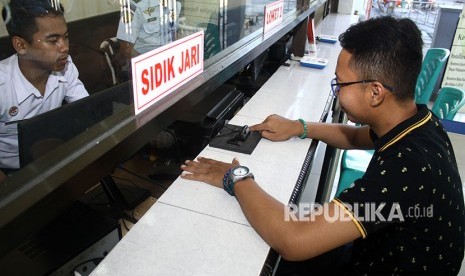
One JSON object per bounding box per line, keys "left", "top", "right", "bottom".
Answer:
{"left": 85, "top": 177, "right": 139, "bottom": 208}
{"left": 117, "top": 165, "right": 169, "bottom": 190}
{"left": 163, "top": 128, "right": 182, "bottom": 163}
{"left": 120, "top": 214, "right": 131, "bottom": 232}
{"left": 84, "top": 190, "right": 107, "bottom": 205}
{"left": 70, "top": 257, "right": 104, "bottom": 274}
{"left": 207, "top": 124, "right": 241, "bottom": 143}
{"left": 209, "top": 129, "right": 236, "bottom": 139}
{"left": 111, "top": 175, "right": 138, "bottom": 187}
{"left": 109, "top": 176, "right": 140, "bottom": 223}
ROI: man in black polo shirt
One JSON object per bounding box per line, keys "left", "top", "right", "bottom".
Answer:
{"left": 180, "top": 16, "right": 464, "bottom": 274}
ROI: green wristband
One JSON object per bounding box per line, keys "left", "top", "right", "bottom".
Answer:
{"left": 298, "top": 118, "right": 307, "bottom": 139}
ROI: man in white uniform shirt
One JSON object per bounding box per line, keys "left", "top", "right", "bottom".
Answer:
{"left": 116, "top": 0, "right": 182, "bottom": 65}
{"left": 0, "top": 0, "right": 88, "bottom": 181}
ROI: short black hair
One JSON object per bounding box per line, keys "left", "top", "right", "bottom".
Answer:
{"left": 339, "top": 16, "right": 423, "bottom": 101}
{"left": 2, "top": 0, "right": 64, "bottom": 43}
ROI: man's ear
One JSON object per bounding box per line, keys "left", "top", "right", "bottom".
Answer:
{"left": 12, "top": 36, "right": 28, "bottom": 55}
{"left": 369, "top": 82, "right": 387, "bottom": 107}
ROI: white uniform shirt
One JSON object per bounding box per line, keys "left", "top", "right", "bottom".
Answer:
{"left": 0, "top": 54, "right": 89, "bottom": 169}
{"left": 116, "top": 0, "right": 181, "bottom": 54}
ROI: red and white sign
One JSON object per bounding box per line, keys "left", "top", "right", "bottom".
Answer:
{"left": 131, "top": 31, "right": 204, "bottom": 115}
{"left": 307, "top": 17, "right": 317, "bottom": 55}
{"left": 263, "top": 0, "right": 284, "bottom": 34}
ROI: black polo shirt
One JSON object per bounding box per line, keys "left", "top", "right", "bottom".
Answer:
{"left": 334, "top": 105, "right": 465, "bottom": 274}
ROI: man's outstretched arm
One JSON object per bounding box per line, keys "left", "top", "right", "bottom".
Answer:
{"left": 180, "top": 157, "right": 362, "bottom": 261}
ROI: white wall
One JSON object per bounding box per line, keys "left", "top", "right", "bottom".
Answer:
{"left": 353, "top": 0, "right": 367, "bottom": 16}
{"left": 338, "top": 0, "right": 366, "bottom": 15}
{"left": 338, "top": 0, "right": 355, "bottom": 14}
{"left": 0, "top": 0, "right": 120, "bottom": 37}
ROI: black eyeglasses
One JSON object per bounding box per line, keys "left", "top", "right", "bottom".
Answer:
{"left": 330, "top": 78, "right": 394, "bottom": 97}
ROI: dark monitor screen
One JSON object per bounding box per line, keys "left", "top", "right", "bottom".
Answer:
{"left": 17, "top": 82, "right": 132, "bottom": 168}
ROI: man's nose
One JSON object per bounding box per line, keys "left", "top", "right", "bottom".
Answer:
{"left": 56, "top": 39, "right": 69, "bottom": 52}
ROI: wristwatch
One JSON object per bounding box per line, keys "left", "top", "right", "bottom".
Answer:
{"left": 224, "top": 166, "right": 254, "bottom": 196}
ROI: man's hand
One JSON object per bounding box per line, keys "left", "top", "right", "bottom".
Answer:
{"left": 114, "top": 40, "right": 136, "bottom": 68}
{"left": 249, "top": 114, "right": 303, "bottom": 141}
{"left": 181, "top": 157, "right": 240, "bottom": 188}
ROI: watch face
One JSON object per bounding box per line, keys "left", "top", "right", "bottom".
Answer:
{"left": 233, "top": 166, "right": 249, "bottom": 176}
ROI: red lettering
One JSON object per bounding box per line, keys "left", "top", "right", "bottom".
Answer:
{"left": 179, "top": 48, "right": 192, "bottom": 74}
{"left": 266, "top": 6, "right": 282, "bottom": 25}
{"left": 179, "top": 51, "right": 184, "bottom": 74}
{"left": 141, "top": 69, "right": 149, "bottom": 95}
{"left": 190, "top": 45, "right": 198, "bottom": 66}
{"left": 142, "top": 56, "right": 177, "bottom": 95}
{"left": 184, "top": 49, "right": 191, "bottom": 70}
{"left": 150, "top": 65, "right": 154, "bottom": 91}
{"left": 167, "top": 56, "right": 175, "bottom": 80}
{"left": 155, "top": 63, "right": 163, "bottom": 88}
{"left": 163, "top": 60, "right": 166, "bottom": 83}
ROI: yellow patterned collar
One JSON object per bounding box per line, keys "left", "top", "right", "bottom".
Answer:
{"left": 374, "top": 105, "right": 432, "bottom": 152}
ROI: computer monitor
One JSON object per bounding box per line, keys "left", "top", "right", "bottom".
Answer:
{"left": 0, "top": 83, "right": 135, "bottom": 273}
{"left": 16, "top": 81, "right": 149, "bottom": 212}
{"left": 17, "top": 82, "right": 131, "bottom": 168}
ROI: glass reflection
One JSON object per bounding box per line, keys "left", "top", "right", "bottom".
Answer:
{"left": 0, "top": 0, "right": 301, "bottom": 181}
{"left": 113, "top": 0, "right": 299, "bottom": 68}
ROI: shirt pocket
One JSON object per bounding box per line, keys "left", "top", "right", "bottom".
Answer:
{"left": 142, "top": 5, "right": 161, "bottom": 34}
{"left": 0, "top": 121, "right": 18, "bottom": 137}
{"left": 143, "top": 17, "right": 160, "bottom": 34}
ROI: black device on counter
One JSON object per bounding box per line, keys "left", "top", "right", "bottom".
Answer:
{"left": 209, "top": 124, "right": 261, "bottom": 154}
{"left": 227, "top": 125, "right": 250, "bottom": 145}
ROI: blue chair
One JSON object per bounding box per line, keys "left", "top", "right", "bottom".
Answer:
{"left": 415, "top": 48, "right": 450, "bottom": 105}
{"left": 431, "top": 86, "right": 465, "bottom": 120}
{"left": 337, "top": 149, "right": 374, "bottom": 197}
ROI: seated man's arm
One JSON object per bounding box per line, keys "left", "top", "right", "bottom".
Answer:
{"left": 234, "top": 178, "right": 362, "bottom": 260}
{"left": 112, "top": 39, "right": 136, "bottom": 74}
{"left": 117, "top": 39, "right": 138, "bottom": 59}
{"left": 308, "top": 121, "right": 373, "bottom": 149}
{"left": 250, "top": 114, "right": 373, "bottom": 150}
{"left": 181, "top": 157, "right": 362, "bottom": 261}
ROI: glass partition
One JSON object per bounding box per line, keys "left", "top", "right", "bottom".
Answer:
{"left": 0, "top": 0, "right": 302, "bottom": 88}
{"left": 0, "top": 0, "right": 306, "bottom": 179}
{"left": 0, "top": 0, "right": 322, "bottom": 258}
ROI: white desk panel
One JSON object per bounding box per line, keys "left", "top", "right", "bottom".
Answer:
{"left": 236, "top": 92, "right": 327, "bottom": 123}
{"left": 91, "top": 202, "right": 269, "bottom": 276}
{"left": 258, "top": 65, "right": 334, "bottom": 100}
{"left": 259, "top": 49, "right": 340, "bottom": 99}
{"left": 157, "top": 148, "right": 302, "bottom": 225}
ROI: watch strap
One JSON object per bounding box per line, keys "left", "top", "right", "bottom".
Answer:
{"left": 223, "top": 169, "right": 235, "bottom": 196}
{"left": 223, "top": 168, "right": 254, "bottom": 196}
